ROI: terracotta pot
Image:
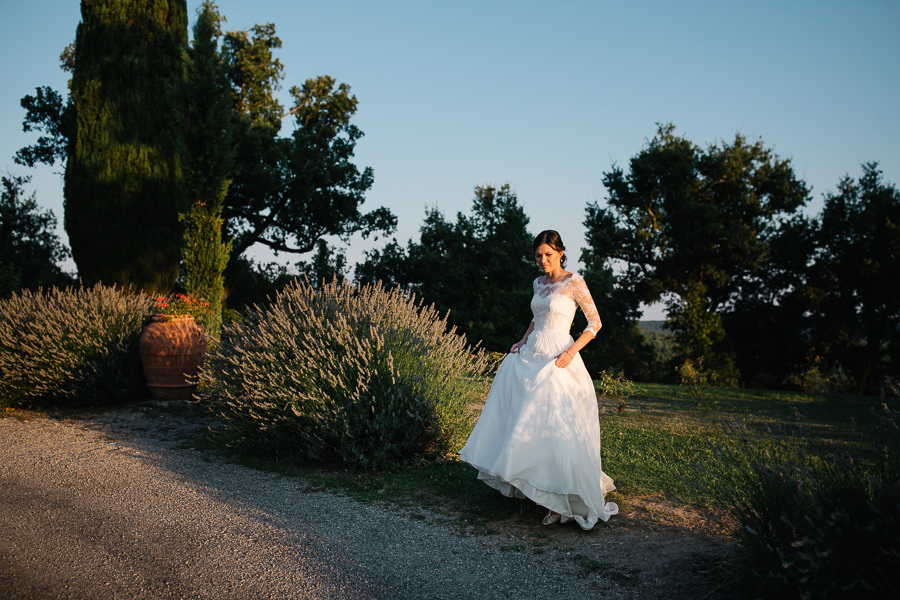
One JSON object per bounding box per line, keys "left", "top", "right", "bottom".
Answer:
{"left": 139, "top": 315, "right": 206, "bottom": 400}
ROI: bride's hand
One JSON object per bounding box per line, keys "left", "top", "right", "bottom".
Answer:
{"left": 555, "top": 349, "right": 574, "bottom": 368}
{"left": 510, "top": 340, "right": 526, "bottom": 353}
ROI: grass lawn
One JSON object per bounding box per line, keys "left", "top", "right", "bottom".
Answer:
{"left": 599, "top": 383, "right": 893, "bottom": 508}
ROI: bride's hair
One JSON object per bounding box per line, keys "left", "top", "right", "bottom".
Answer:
{"left": 532, "top": 230, "right": 567, "bottom": 268}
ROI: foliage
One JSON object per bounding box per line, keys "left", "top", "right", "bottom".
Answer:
{"left": 216, "top": 18, "right": 395, "bottom": 268}
{"left": 15, "top": 85, "right": 72, "bottom": 168}
{"left": 806, "top": 162, "right": 900, "bottom": 393}
{"left": 197, "top": 278, "right": 494, "bottom": 470}
{"left": 701, "top": 407, "right": 900, "bottom": 600}
{"left": 0, "top": 173, "right": 72, "bottom": 297}
{"left": 585, "top": 123, "right": 810, "bottom": 381}
{"left": 723, "top": 213, "right": 819, "bottom": 389}
{"left": 224, "top": 73, "right": 395, "bottom": 263}
{"left": 221, "top": 21, "right": 285, "bottom": 130}
{"left": 788, "top": 362, "right": 853, "bottom": 399}
{"left": 595, "top": 369, "right": 636, "bottom": 412}
{"left": 578, "top": 240, "right": 651, "bottom": 380}
{"left": 676, "top": 357, "right": 718, "bottom": 405}
{"left": 180, "top": 1, "right": 234, "bottom": 338}
{"left": 63, "top": 0, "right": 189, "bottom": 292}
{"left": 182, "top": 1, "right": 234, "bottom": 202}
{"left": 17, "top": 4, "right": 394, "bottom": 305}
{"left": 0, "top": 284, "right": 153, "bottom": 407}
{"left": 294, "top": 239, "right": 349, "bottom": 288}
{"left": 182, "top": 202, "right": 231, "bottom": 337}
{"left": 638, "top": 325, "right": 678, "bottom": 381}
{"left": 356, "top": 184, "right": 535, "bottom": 351}
{"left": 221, "top": 255, "right": 295, "bottom": 312}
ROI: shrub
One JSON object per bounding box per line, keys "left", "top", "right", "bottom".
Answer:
{"left": 596, "top": 369, "right": 636, "bottom": 412}
{"left": 677, "top": 357, "right": 717, "bottom": 405}
{"left": 0, "top": 284, "right": 153, "bottom": 406}
{"left": 788, "top": 363, "right": 853, "bottom": 399}
{"left": 197, "top": 278, "right": 494, "bottom": 470}
{"left": 701, "top": 412, "right": 900, "bottom": 599}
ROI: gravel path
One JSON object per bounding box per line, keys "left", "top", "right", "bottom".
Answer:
{"left": 0, "top": 406, "right": 728, "bottom": 599}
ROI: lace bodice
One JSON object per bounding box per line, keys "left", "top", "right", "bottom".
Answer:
{"left": 531, "top": 273, "right": 602, "bottom": 337}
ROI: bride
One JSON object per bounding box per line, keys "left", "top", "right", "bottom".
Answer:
{"left": 459, "top": 230, "right": 618, "bottom": 529}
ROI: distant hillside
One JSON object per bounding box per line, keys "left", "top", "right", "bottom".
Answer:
{"left": 638, "top": 320, "right": 667, "bottom": 332}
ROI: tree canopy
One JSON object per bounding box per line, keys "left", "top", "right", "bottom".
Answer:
{"left": 585, "top": 123, "right": 810, "bottom": 379}
{"left": 180, "top": 0, "right": 235, "bottom": 335}
{"left": 224, "top": 75, "right": 395, "bottom": 261}
{"left": 15, "top": 1, "right": 394, "bottom": 302}
{"left": 0, "top": 174, "right": 71, "bottom": 297}
{"left": 63, "top": 0, "right": 189, "bottom": 291}
{"left": 356, "top": 184, "right": 534, "bottom": 351}
{"left": 808, "top": 162, "right": 900, "bottom": 392}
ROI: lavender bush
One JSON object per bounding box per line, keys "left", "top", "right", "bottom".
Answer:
{"left": 198, "top": 278, "right": 494, "bottom": 469}
{"left": 0, "top": 284, "right": 153, "bottom": 406}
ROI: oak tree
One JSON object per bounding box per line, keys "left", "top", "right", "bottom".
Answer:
{"left": 0, "top": 174, "right": 71, "bottom": 297}
{"left": 584, "top": 124, "right": 810, "bottom": 380}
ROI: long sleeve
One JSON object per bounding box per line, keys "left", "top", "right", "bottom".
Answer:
{"left": 570, "top": 275, "right": 602, "bottom": 337}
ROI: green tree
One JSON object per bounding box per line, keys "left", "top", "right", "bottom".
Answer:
{"left": 221, "top": 22, "right": 284, "bottom": 131}
{"left": 17, "top": 6, "right": 393, "bottom": 303}
{"left": 585, "top": 124, "right": 810, "bottom": 381}
{"left": 809, "top": 163, "right": 900, "bottom": 392}
{"left": 225, "top": 75, "right": 394, "bottom": 262}
{"left": 180, "top": 1, "right": 234, "bottom": 336}
{"left": 15, "top": 86, "right": 72, "bottom": 169}
{"left": 356, "top": 184, "right": 534, "bottom": 351}
{"left": 63, "top": 0, "right": 189, "bottom": 292}
{"left": 0, "top": 174, "right": 72, "bottom": 297}
{"left": 295, "top": 239, "right": 348, "bottom": 287}
{"left": 579, "top": 234, "right": 653, "bottom": 380}
{"left": 15, "top": 42, "right": 74, "bottom": 169}
{"left": 722, "top": 213, "right": 819, "bottom": 388}
{"left": 208, "top": 20, "right": 396, "bottom": 290}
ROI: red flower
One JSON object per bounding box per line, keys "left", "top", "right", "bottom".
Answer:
{"left": 153, "top": 293, "right": 211, "bottom": 320}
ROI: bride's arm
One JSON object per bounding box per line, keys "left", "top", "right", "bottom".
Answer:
{"left": 510, "top": 321, "right": 535, "bottom": 353}
{"left": 571, "top": 275, "right": 602, "bottom": 338}
{"left": 555, "top": 276, "right": 602, "bottom": 367}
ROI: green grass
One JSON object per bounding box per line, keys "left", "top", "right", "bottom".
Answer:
{"left": 598, "top": 383, "right": 893, "bottom": 507}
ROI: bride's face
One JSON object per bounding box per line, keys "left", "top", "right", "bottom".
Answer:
{"left": 534, "top": 243, "right": 563, "bottom": 274}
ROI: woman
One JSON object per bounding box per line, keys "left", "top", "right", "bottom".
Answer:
{"left": 459, "top": 230, "right": 618, "bottom": 529}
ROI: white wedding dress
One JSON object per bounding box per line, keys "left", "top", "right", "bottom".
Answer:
{"left": 459, "top": 273, "right": 618, "bottom": 530}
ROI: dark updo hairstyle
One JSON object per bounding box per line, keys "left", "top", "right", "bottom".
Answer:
{"left": 532, "top": 230, "right": 567, "bottom": 268}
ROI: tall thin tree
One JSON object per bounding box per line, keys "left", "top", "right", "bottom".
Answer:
{"left": 181, "top": 1, "right": 234, "bottom": 337}
{"left": 64, "top": 0, "right": 188, "bottom": 291}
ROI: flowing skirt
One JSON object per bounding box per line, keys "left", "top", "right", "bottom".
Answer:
{"left": 459, "top": 329, "right": 618, "bottom": 530}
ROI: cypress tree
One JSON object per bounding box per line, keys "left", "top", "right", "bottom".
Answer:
{"left": 181, "top": 1, "right": 234, "bottom": 337}
{"left": 64, "top": 0, "right": 188, "bottom": 292}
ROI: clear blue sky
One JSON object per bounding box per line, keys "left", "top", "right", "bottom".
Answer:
{"left": 3, "top": 1, "right": 898, "bottom": 318}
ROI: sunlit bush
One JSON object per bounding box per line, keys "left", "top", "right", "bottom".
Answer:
{"left": 0, "top": 284, "right": 153, "bottom": 406}
{"left": 197, "top": 278, "right": 494, "bottom": 469}
{"left": 677, "top": 357, "right": 717, "bottom": 405}
{"left": 596, "top": 369, "right": 636, "bottom": 412}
